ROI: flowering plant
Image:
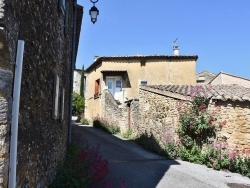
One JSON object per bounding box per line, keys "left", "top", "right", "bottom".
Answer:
{"left": 178, "top": 86, "right": 218, "bottom": 147}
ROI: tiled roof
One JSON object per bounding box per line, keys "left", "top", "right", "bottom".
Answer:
{"left": 143, "top": 84, "right": 250, "bottom": 102}
{"left": 85, "top": 55, "right": 198, "bottom": 72}
{"left": 209, "top": 71, "right": 250, "bottom": 84}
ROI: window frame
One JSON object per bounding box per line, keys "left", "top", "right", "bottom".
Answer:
{"left": 94, "top": 79, "right": 100, "bottom": 99}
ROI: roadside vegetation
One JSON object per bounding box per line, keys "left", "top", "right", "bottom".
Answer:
{"left": 93, "top": 115, "right": 120, "bottom": 134}
{"left": 136, "top": 86, "right": 250, "bottom": 178}
{"left": 49, "top": 142, "right": 109, "bottom": 188}
{"left": 50, "top": 140, "right": 127, "bottom": 188}
{"left": 94, "top": 86, "right": 250, "bottom": 178}
{"left": 72, "top": 92, "right": 89, "bottom": 125}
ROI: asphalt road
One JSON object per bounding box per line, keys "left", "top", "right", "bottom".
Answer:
{"left": 72, "top": 123, "right": 250, "bottom": 188}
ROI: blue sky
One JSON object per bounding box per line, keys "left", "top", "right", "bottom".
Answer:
{"left": 76, "top": 0, "right": 250, "bottom": 78}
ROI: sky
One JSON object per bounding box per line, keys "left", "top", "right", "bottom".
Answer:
{"left": 76, "top": 0, "right": 250, "bottom": 79}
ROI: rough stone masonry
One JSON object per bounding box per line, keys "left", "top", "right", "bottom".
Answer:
{"left": 0, "top": 0, "right": 83, "bottom": 187}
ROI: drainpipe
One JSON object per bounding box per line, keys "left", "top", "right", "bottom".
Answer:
{"left": 8, "top": 40, "right": 25, "bottom": 188}
{"left": 68, "top": 0, "right": 77, "bottom": 144}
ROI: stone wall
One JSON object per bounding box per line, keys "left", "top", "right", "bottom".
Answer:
{"left": 131, "top": 87, "right": 250, "bottom": 153}
{"left": 102, "top": 89, "right": 128, "bottom": 133}
{"left": 135, "top": 88, "right": 180, "bottom": 147}
{"left": 0, "top": 0, "right": 81, "bottom": 187}
{"left": 214, "top": 100, "right": 250, "bottom": 151}
{"left": 0, "top": 0, "right": 18, "bottom": 186}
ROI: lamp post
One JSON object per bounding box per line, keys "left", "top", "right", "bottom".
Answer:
{"left": 89, "top": 0, "right": 99, "bottom": 24}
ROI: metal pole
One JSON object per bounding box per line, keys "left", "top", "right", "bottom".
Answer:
{"left": 8, "top": 40, "right": 25, "bottom": 188}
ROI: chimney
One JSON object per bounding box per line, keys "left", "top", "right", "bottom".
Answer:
{"left": 94, "top": 55, "right": 99, "bottom": 61}
{"left": 173, "top": 45, "right": 179, "bottom": 56}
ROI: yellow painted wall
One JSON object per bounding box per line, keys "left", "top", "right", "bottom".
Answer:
{"left": 85, "top": 58, "right": 196, "bottom": 120}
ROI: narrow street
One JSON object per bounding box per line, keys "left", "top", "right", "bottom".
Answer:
{"left": 72, "top": 123, "right": 250, "bottom": 188}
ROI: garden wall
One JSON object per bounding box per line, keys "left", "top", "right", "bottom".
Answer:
{"left": 132, "top": 86, "right": 250, "bottom": 152}
{"left": 213, "top": 100, "right": 250, "bottom": 151}
{"left": 134, "top": 88, "right": 180, "bottom": 147}
{"left": 102, "top": 89, "right": 128, "bottom": 133}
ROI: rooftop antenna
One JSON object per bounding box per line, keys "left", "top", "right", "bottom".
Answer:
{"left": 173, "top": 38, "right": 179, "bottom": 56}
{"left": 173, "top": 38, "right": 178, "bottom": 46}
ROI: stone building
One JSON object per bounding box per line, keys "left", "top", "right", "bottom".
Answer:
{"left": 0, "top": 0, "right": 83, "bottom": 187}
{"left": 209, "top": 71, "right": 250, "bottom": 88}
{"left": 196, "top": 70, "right": 216, "bottom": 84}
{"left": 84, "top": 54, "right": 198, "bottom": 120}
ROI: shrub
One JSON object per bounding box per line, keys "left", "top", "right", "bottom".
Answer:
{"left": 93, "top": 115, "right": 120, "bottom": 134}
{"left": 178, "top": 86, "right": 218, "bottom": 147}
{"left": 50, "top": 142, "right": 109, "bottom": 188}
{"left": 80, "top": 117, "right": 89, "bottom": 125}
{"left": 122, "top": 129, "right": 133, "bottom": 139}
{"left": 72, "top": 92, "right": 84, "bottom": 115}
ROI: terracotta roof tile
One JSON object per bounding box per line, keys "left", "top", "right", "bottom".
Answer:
{"left": 144, "top": 84, "right": 250, "bottom": 102}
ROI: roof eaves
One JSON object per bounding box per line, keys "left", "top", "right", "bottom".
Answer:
{"left": 85, "top": 55, "right": 198, "bottom": 72}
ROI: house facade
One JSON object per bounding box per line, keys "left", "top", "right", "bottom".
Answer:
{"left": 84, "top": 55, "right": 198, "bottom": 120}
{"left": 209, "top": 72, "right": 250, "bottom": 88}
{"left": 0, "top": 0, "right": 82, "bottom": 187}
{"left": 196, "top": 70, "right": 216, "bottom": 84}
{"left": 73, "top": 69, "right": 82, "bottom": 94}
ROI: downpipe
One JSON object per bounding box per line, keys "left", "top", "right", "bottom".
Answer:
{"left": 8, "top": 40, "right": 25, "bottom": 188}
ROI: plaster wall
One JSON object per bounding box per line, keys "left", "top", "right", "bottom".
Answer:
{"left": 73, "top": 70, "right": 81, "bottom": 94}
{"left": 85, "top": 58, "right": 196, "bottom": 120}
{"left": 211, "top": 74, "right": 250, "bottom": 88}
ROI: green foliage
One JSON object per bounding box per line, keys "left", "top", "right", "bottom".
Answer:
{"left": 93, "top": 116, "right": 120, "bottom": 134}
{"left": 80, "top": 117, "right": 89, "bottom": 125}
{"left": 122, "top": 129, "right": 134, "bottom": 139}
{"left": 131, "top": 85, "right": 250, "bottom": 178}
{"left": 50, "top": 142, "right": 109, "bottom": 188}
{"left": 72, "top": 92, "right": 84, "bottom": 115}
{"left": 80, "top": 65, "right": 84, "bottom": 97}
{"left": 178, "top": 95, "right": 216, "bottom": 147}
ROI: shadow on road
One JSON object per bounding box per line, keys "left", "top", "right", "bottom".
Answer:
{"left": 72, "top": 123, "right": 180, "bottom": 188}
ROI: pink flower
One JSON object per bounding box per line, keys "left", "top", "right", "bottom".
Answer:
{"left": 229, "top": 152, "right": 236, "bottom": 160}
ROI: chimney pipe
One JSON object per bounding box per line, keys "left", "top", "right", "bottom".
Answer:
{"left": 173, "top": 45, "right": 179, "bottom": 56}
{"left": 94, "top": 55, "right": 99, "bottom": 61}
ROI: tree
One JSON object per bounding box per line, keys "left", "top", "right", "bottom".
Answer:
{"left": 80, "top": 65, "right": 84, "bottom": 97}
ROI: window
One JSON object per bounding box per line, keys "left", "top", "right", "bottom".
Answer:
{"left": 140, "top": 61, "right": 146, "bottom": 67}
{"left": 59, "top": 0, "right": 66, "bottom": 15}
{"left": 139, "top": 80, "right": 147, "bottom": 86}
{"left": 116, "top": 80, "right": 122, "bottom": 88}
{"left": 64, "top": 3, "right": 69, "bottom": 34}
{"left": 52, "top": 75, "right": 60, "bottom": 119}
{"left": 94, "top": 79, "right": 100, "bottom": 98}
{"left": 108, "top": 82, "right": 112, "bottom": 89}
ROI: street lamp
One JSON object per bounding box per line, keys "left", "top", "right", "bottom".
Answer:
{"left": 89, "top": 0, "right": 99, "bottom": 24}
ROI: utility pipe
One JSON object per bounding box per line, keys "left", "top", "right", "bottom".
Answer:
{"left": 68, "top": 0, "right": 77, "bottom": 143}
{"left": 8, "top": 40, "right": 25, "bottom": 188}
